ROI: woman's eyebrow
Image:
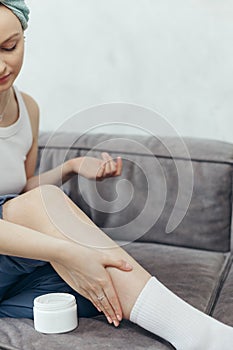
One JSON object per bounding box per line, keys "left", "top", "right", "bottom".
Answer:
{"left": 0, "top": 32, "right": 21, "bottom": 45}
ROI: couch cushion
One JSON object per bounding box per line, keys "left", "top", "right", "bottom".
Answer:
{"left": 38, "top": 132, "right": 233, "bottom": 252}
{"left": 0, "top": 243, "right": 230, "bottom": 350}
{"left": 124, "top": 242, "right": 230, "bottom": 313}
{"left": 0, "top": 318, "right": 172, "bottom": 350}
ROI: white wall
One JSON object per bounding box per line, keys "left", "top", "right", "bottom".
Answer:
{"left": 16, "top": 0, "right": 233, "bottom": 142}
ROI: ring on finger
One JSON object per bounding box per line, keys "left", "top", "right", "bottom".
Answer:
{"left": 97, "top": 294, "right": 105, "bottom": 302}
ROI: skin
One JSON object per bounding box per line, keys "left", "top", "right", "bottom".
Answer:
{"left": 0, "top": 5, "right": 123, "bottom": 189}
{"left": 2, "top": 6, "right": 233, "bottom": 350}
{"left": 0, "top": 5, "right": 151, "bottom": 327}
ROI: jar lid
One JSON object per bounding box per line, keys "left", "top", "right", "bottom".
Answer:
{"left": 34, "top": 293, "right": 76, "bottom": 311}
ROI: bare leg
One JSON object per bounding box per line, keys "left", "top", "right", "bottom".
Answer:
{"left": 3, "top": 185, "right": 233, "bottom": 350}
{"left": 3, "top": 185, "right": 150, "bottom": 319}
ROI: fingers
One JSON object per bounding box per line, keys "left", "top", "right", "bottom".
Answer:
{"left": 98, "top": 287, "right": 122, "bottom": 327}
{"left": 101, "top": 153, "right": 122, "bottom": 178}
{"left": 94, "top": 290, "right": 121, "bottom": 327}
{"left": 104, "top": 257, "right": 133, "bottom": 272}
{"left": 88, "top": 282, "right": 122, "bottom": 327}
{"left": 97, "top": 258, "right": 133, "bottom": 325}
{"left": 96, "top": 161, "right": 105, "bottom": 179}
{"left": 71, "top": 277, "right": 119, "bottom": 326}
{"left": 114, "top": 157, "right": 123, "bottom": 176}
{"left": 101, "top": 153, "right": 116, "bottom": 177}
{"left": 96, "top": 274, "right": 123, "bottom": 327}
{"left": 90, "top": 261, "right": 130, "bottom": 326}
{"left": 70, "top": 266, "right": 124, "bottom": 326}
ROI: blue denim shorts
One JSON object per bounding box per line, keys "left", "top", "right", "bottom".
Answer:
{"left": 0, "top": 194, "right": 18, "bottom": 219}
{"left": 0, "top": 193, "right": 99, "bottom": 319}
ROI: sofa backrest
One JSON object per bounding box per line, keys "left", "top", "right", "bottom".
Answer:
{"left": 37, "top": 132, "right": 233, "bottom": 253}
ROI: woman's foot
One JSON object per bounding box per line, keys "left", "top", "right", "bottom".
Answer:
{"left": 130, "top": 277, "right": 233, "bottom": 350}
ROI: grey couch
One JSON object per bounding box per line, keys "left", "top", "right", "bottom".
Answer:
{"left": 0, "top": 131, "right": 233, "bottom": 350}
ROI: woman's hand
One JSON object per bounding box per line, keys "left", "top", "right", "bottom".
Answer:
{"left": 68, "top": 152, "right": 122, "bottom": 180}
{"left": 52, "top": 241, "right": 133, "bottom": 327}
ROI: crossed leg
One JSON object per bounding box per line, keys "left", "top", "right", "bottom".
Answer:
{"left": 2, "top": 185, "right": 151, "bottom": 320}
{"left": 2, "top": 185, "right": 233, "bottom": 350}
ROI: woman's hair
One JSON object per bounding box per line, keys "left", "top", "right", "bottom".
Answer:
{"left": 0, "top": 0, "right": 29, "bottom": 30}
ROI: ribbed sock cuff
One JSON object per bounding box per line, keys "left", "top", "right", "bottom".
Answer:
{"left": 129, "top": 276, "right": 155, "bottom": 324}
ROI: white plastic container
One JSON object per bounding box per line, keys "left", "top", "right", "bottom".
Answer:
{"left": 33, "top": 293, "right": 78, "bottom": 334}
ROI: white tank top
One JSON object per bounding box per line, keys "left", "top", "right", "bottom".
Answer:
{"left": 0, "top": 86, "right": 33, "bottom": 196}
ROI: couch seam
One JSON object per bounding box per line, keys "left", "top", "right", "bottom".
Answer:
{"left": 0, "top": 343, "right": 20, "bottom": 350}
{"left": 230, "top": 169, "right": 233, "bottom": 251}
{"left": 135, "top": 239, "right": 229, "bottom": 253}
{"left": 208, "top": 253, "right": 233, "bottom": 316}
{"left": 38, "top": 146, "right": 233, "bottom": 166}
{"left": 208, "top": 168, "right": 233, "bottom": 314}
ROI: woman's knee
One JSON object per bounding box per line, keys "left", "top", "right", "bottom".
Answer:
{"left": 2, "top": 185, "right": 63, "bottom": 222}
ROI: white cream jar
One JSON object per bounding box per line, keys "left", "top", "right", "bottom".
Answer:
{"left": 33, "top": 293, "right": 78, "bottom": 334}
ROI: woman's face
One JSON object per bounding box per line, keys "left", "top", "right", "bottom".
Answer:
{"left": 0, "top": 5, "right": 25, "bottom": 93}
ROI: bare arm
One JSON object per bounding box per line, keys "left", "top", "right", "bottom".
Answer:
{"left": 0, "top": 218, "right": 67, "bottom": 262}
{"left": 24, "top": 154, "right": 122, "bottom": 192}
{"left": 0, "top": 217, "right": 132, "bottom": 324}
{"left": 21, "top": 93, "right": 122, "bottom": 192}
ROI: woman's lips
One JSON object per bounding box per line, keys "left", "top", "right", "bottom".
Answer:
{"left": 0, "top": 73, "right": 11, "bottom": 83}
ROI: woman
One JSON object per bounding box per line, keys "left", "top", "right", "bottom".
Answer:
{"left": 0, "top": 2, "right": 232, "bottom": 349}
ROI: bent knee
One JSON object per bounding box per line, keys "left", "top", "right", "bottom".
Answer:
{"left": 2, "top": 195, "right": 23, "bottom": 221}
{"left": 2, "top": 185, "right": 62, "bottom": 222}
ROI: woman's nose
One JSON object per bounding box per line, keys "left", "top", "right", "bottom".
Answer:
{"left": 0, "top": 57, "right": 7, "bottom": 76}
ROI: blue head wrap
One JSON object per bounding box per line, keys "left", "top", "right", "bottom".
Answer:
{"left": 0, "top": 0, "right": 29, "bottom": 30}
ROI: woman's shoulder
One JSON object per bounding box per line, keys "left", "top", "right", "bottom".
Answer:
{"left": 20, "top": 91, "right": 39, "bottom": 118}
{"left": 19, "top": 91, "right": 40, "bottom": 136}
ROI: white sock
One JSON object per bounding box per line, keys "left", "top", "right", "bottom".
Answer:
{"left": 130, "top": 277, "right": 233, "bottom": 350}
